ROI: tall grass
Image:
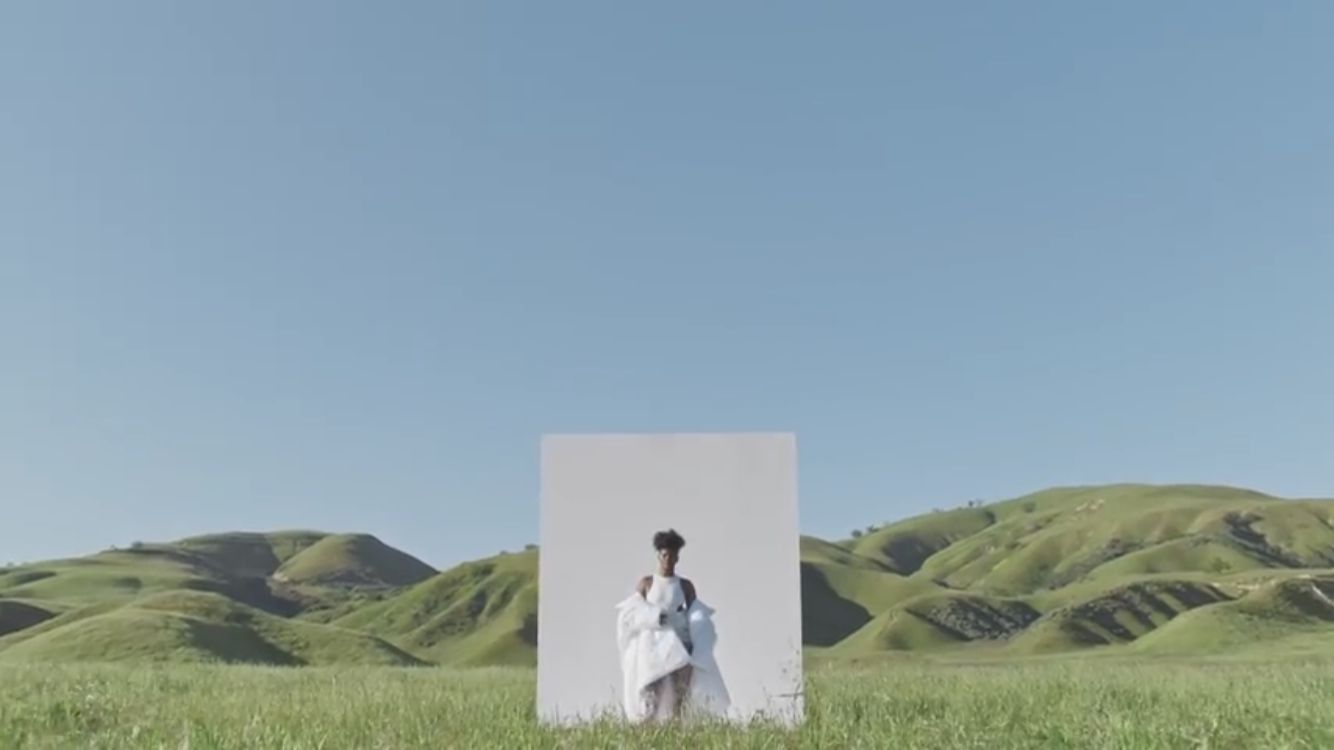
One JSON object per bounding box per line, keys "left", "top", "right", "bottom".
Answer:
{"left": 1, "top": 659, "right": 1330, "bottom": 749}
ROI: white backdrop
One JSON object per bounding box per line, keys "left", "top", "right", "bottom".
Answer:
{"left": 536, "top": 432, "right": 804, "bottom": 725}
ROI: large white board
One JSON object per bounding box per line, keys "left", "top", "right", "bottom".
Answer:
{"left": 537, "top": 432, "right": 803, "bottom": 725}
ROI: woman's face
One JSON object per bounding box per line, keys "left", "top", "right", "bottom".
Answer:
{"left": 657, "top": 547, "right": 679, "bottom": 568}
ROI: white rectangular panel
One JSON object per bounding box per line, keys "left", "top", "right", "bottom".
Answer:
{"left": 537, "top": 432, "right": 803, "bottom": 725}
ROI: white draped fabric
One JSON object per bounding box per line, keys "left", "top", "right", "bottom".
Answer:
{"left": 614, "top": 589, "right": 731, "bottom": 723}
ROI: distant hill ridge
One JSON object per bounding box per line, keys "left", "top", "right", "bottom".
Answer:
{"left": 2, "top": 484, "right": 1332, "bottom": 666}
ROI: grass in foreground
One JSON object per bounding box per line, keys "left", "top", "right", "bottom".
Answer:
{"left": 1, "top": 659, "right": 1331, "bottom": 749}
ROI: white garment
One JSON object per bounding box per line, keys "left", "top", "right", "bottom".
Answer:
{"left": 614, "top": 575, "right": 730, "bottom": 723}
{"left": 644, "top": 574, "right": 691, "bottom": 647}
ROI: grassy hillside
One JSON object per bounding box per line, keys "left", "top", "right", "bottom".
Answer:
{"left": 799, "top": 536, "right": 942, "bottom": 646}
{"left": 849, "top": 507, "right": 997, "bottom": 575}
{"left": 334, "top": 550, "right": 537, "bottom": 666}
{"left": 173, "top": 531, "right": 328, "bottom": 578}
{"left": 824, "top": 484, "right": 1334, "bottom": 659}
{"left": 274, "top": 534, "right": 436, "bottom": 587}
{"left": 0, "top": 591, "right": 423, "bottom": 666}
{"left": 1005, "top": 578, "right": 1231, "bottom": 653}
{"left": 1, "top": 484, "right": 1331, "bottom": 666}
{"left": 834, "top": 590, "right": 1040, "bottom": 653}
{"left": 0, "top": 531, "right": 433, "bottom": 666}
{"left": 856, "top": 484, "right": 1334, "bottom": 595}
{"left": 1131, "top": 574, "right": 1334, "bottom": 656}
{"left": 0, "top": 548, "right": 226, "bottom": 605}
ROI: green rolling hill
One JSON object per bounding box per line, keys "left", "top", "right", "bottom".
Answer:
{"left": 0, "top": 590, "right": 423, "bottom": 666}
{"left": 1130, "top": 574, "right": 1334, "bottom": 657}
{"left": 332, "top": 549, "right": 537, "bottom": 666}
{"left": 273, "top": 533, "right": 438, "bottom": 588}
{"left": 799, "top": 536, "right": 941, "bottom": 646}
{"left": 2, "top": 484, "right": 1332, "bottom": 666}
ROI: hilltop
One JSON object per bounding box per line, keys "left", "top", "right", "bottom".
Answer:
{"left": 2, "top": 484, "right": 1331, "bottom": 666}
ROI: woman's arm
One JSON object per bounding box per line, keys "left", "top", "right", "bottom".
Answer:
{"left": 634, "top": 576, "right": 668, "bottom": 625}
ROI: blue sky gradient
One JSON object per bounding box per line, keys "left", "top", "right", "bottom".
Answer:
{"left": 3, "top": 2, "right": 1333, "bottom": 567}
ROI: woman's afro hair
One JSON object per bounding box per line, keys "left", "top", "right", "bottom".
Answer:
{"left": 653, "top": 528, "right": 686, "bottom": 551}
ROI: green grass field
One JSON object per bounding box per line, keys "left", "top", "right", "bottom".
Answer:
{"left": 1, "top": 659, "right": 1331, "bottom": 749}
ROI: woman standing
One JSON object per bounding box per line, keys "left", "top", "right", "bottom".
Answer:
{"left": 614, "top": 528, "right": 729, "bottom": 723}
{"left": 634, "top": 529, "right": 696, "bottom": 715}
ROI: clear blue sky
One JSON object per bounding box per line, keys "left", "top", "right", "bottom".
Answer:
{"left": 3, "top": 3, "right": 1333, "bottom": 568}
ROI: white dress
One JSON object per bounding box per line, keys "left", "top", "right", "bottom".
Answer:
{"left": 645, "top": 574, "right": 692, "bottom": 651}
{"left": 614, "top": 574, "right": 730, "bottom": 723}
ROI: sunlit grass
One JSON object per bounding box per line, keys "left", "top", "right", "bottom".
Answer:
{"left": 1, "top": 659, "right": 1331, "bottom": 749}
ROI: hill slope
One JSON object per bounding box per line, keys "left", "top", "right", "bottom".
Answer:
{"left": 172, "top": 531, "right": 329, "bottom": 578}
{"left": 800, "top": 536, "right": 942, "bottom": 646}
{"left": 0, "top": 590, "right": 423, "bottom": 666}
{"left": 1131, "top": 574, "right": 1334, "bottom": 657}
{"left": 330, "top": 484, "right": 1334, "bottom": 664}
{"left": 334, "top": 550, "right": 537, "bottom": 666}
{"left": 1, "top": 484, "right": 1331, "bottom": 665}
{"left": 274, "top": 534, "right": 436, "bottom": 587}
{"left": 0, "top": 531, "right": 430, "bottom": 618}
